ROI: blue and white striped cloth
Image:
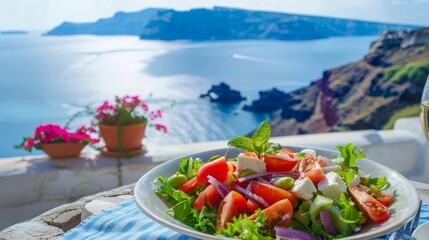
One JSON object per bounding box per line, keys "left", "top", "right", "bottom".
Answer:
{"left": 60, "top": 199, "right": 429, "bottom": 240}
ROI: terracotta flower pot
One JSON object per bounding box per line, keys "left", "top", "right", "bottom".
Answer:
{"left": 99, "top": 123, "right": 146, "bottom": 152}
{"left": 42, "top": 142, "right": 86, "bottom": 159}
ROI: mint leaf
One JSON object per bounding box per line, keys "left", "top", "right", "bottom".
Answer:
{"left": 335, "top": 169, "right": 356, "bottom": 186}
{"left": 227, "top": 136, "right": 255, "bottom": 152}
{"left": 252, "top": 121, "right": 271, "bottom": 152}
{"left": 368, "top": 176, "right": 388, "bottom": 190}
{"left": 336, "top": 144, "right": 366, "bottom": 171}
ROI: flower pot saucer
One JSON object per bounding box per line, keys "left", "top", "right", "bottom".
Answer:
{"left": 101, "top": 145, "right": 146, "bottom": 158}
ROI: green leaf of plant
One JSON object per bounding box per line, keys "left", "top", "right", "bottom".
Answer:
{"left": 337, "top": 192, "right": 362, "bottom": 224}
{"left": 217, "top": 210, "right": 275, "bottom": 240}
{"left": 335, "top": 169, "right": 356, "bottom": 186}
{"left": 227, "top": 136, "right": 255, "bottom": 152}
{"left": 252, "top": 121, "right": 271, "bottom": 151}
{"left": 178, "top": 157, "right": 204, "bottom": 179}
{"left": 368, "top": 176, "right": 388, "bottom": 190}
{"left": 336, "top": 143, "right": 366, "bottom": 170}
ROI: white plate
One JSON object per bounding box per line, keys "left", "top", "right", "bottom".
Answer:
{"left": 134, "top": 147, "right": 420, "bottom": 240}
{"left": 412, "top": 221, "right": 429, "bottom": 240}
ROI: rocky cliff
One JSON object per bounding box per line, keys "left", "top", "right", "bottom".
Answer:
{"left": 265, "top": 28, "right": 429, "bottom": 136}
{"left": 140, "top": 7, "right": 416, "bottom": 41}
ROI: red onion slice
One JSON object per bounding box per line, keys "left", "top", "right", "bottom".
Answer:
{"left": 257, "top": 177, "right": 271, "bottom": 185}
{"left": 275, "top": 227, "right": 316, "bottom": 240}
{"left": 234, "top": 185, "right": 269, "bottom": 208}
{"left": 320, "top": 210, "right": 337, "bottom": 236}
{"left": 237, "top": 171, "right": 298, "bottom": 182}
{"left": 207, "top": 175, "right": 230, "bottom": 198}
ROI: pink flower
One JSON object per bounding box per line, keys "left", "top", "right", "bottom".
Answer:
{"left": 141, "top": 103, "right": 149, "bottom": 111}
{"left": 23, "top": 138, "right": 34, "bottom": 150}
{"left": 154, "top": 124, "right": 167, "bottom": 133}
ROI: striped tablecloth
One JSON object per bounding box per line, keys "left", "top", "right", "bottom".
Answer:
{"left": 60, "top": 199, "right": 429, "bottom": 240}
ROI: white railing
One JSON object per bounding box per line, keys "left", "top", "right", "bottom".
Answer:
{"left": 0, "top": 117, "right": 427, "bottom": 230}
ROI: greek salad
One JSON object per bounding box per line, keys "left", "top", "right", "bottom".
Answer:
{"left": 154, "top": 121, "right": 395, "bottom": 239}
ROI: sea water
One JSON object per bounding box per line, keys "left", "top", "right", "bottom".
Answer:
{"left": 0, "top": 33, "right": 376, "bottom": 158}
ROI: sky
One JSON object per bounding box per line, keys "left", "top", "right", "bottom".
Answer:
{"left": 0, "top": 0, "right": 428, "bottom": 30}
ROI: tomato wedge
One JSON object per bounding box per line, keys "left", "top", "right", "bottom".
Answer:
{"left": 178, "top": 177, "right": 199, "bottom": 193}
{"left": 179, "top": 157, "right": 229, "bottom": 193}
{"left": 348, "top": 186, "right": 390, "bottom": 223}
{"left": 247, "top": 199, "right": 261, "bottom": 215}
{"left": 216, "top": 191, "right": 247, "bottom": 231}
{"left": 250, "top": 181, "right": 297, "bottom": 206}
{"left": 197, "top": 156, "right": 229, "bottom": 185}
{"left": 248, "top": 199, "right": 293, "bottom": 226}
{"left": 264, "top": 148, "right": 298, "bottom": 172}
{"left": 377, "top": 193, "right": 394, "bottom": 207}
{"left": 193, "top": 185, "right": 221, "bottom": 211}
{"left": 299, "top": 155, "right": 325, "bottom": 184}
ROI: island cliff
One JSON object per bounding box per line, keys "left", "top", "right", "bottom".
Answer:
{"left": 47, "top": 7, "right": 416, "bottom": 41}
{"left": 260, "top": 28, "right": 429, "bottom": 136}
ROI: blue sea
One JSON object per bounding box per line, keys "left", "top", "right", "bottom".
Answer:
{"left": 0, "top": 33, "right": 376, "bottom": 158}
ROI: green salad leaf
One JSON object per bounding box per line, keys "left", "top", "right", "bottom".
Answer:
{"left": 337, "top": 193, "right": 362, "bottom": 224}
{"left": 178, "top": 157, "right": 204, "bottom": 179}
{"left": 335, "top": 144, "right": 366, "bottom": 172}
{"left": 368, "top": 176, "right": 388, "bottom": 190}
{"left": 218, "top": 210, "right": 274, "bottom": 240}
{"left": 154, "top": 176, "right": 217, "bottom": 234}
{"left": 335, "top": 169, "right": 356, "bottom": 186}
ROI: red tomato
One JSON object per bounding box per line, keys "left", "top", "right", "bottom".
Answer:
{"left": 377, "top": 193, "right": 394, "bottom": 207}
{"left": 264, "top": 148, "right": 298, "bottom": 172}
{"left": 216, "top": 191, "right": 247, "bottom": 231}
{"left": 248, "top": 199, "right": 293, "bottom": 226}
{"left": 299, "top": 155, "right": 325, "bottom": 184}
{"left": 193, "top": 185, "right": 221, "bottom": 211}
{"left": 178, "top": 177, "right": 199, "bottom": 193}
{"left": 247, "top": 199, "right": 261, "bottom": 215}
{"left": 197, "top": 156, "right": 229, "bottom": 185}
{"left": 250, "top": 181, "right": 297, "bottom": 206}
{"left": 349, "top": 186, "right": 390, "bottom": 223}
{"left": 233, "top": 178, "right": 249, "bottom": 189}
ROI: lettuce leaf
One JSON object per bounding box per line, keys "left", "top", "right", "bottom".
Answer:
{"left": 154, "top": 176, "right": 217, "bottom": 234}
{"left": 218, "top": 210, "right": 275, "bottom": 240}
{"left": 178, "top": 157, "right": 204, "bottom": 179}
{"left": 335, "top": 169, "right": 356, "bottom": 186}
{"left": 335, "top": 144, "right": 366, "bottom": 172}
{"left": 337, "top": 193, "right": 362, "bottom": 224}
{"left": 368, "top": 176, "right": 389, "bottom": 190}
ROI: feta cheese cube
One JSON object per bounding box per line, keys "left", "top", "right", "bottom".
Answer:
{"left": 350, "top": 174, "right": 361, "bottom": 186}
{"left": 290, "top": 177, "right": 317, "bottom": 201}
{"left": 301, "top": 149, "right": 316, "bottom": 159}
{"left": 236, "top": 154, "right": 266, "bottom": 173}
{"left": 317, "top": 156, "right": 337, "bottom": 167}
{"left": 317, "top": 172, "right": 347, "bottom": 200}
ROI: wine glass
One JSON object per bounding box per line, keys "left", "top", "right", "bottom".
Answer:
{"left": 421, "top": 74, "right": 429, "bottom": 140}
